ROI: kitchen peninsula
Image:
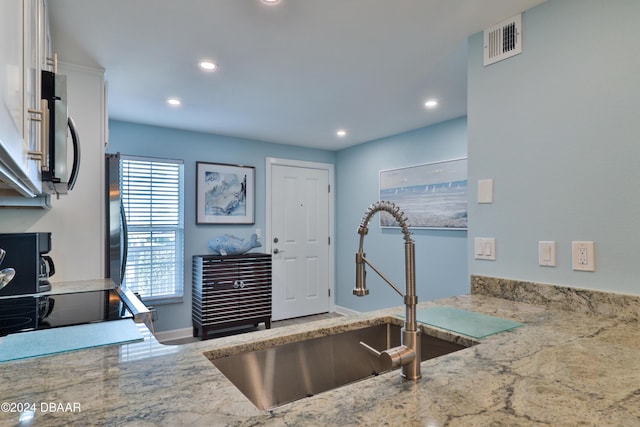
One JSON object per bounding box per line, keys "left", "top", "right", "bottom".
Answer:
{"left": 1, "top": 278, "right": 639, "bottom": 426}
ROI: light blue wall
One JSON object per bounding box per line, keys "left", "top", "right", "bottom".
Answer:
{"left": 467, "top": 0, "right": 640, "bottom": 294}
{"left": 335, "top": 117, "right": 468, "bottom": 312}
{"left": 108, "top": 120, "right": 336, "bottom": 332}
{"left": 110, "top": 117, "right": 469, "bottom": 331}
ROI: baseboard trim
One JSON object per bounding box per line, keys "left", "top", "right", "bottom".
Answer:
{"left": 154, "top": 327, "right": 193, "bottom": 343}
{"left": 334, "top": 305, "right": 360, "bottom": 316}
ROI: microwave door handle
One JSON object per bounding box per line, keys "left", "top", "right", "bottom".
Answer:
{"left": 66, "top": 116, "right": 81, "bottom": 191}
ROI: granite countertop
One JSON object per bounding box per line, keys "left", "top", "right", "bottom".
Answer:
{"left": 1, "top": 280, "right": 639, "bottom": 426}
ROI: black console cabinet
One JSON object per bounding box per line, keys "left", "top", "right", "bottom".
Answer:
{"left": 192, "top": 253, "right": 272, "bottom": 340}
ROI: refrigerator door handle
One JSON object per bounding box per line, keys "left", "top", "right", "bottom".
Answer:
{"left": 120, "top": 202, "right": 128, "bottom": 285}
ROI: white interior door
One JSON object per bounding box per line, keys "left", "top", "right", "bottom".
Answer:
{"left": 269, "top": 161, "right": 332, "bottom": 320}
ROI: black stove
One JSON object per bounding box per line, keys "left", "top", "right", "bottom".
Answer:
{"left": 0, "top": 289, "right": 132, "bottom": 337}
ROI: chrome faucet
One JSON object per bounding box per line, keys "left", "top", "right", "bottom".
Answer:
{"left": 353, "top": 201, "right": 421, "bottom": 380}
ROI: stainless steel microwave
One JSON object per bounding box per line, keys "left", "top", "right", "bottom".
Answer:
{"left": 41, "top": 70, "right": 80, "bottom": 195}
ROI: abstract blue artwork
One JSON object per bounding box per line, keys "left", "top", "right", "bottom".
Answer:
{"left": 196, "top": 162, "right": 255, "bottom": 224}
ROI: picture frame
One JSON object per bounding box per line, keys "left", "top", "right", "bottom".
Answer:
{"left": 196, "top": 162, "right": 255, "bottom": 224}
{"left": 379, "top": 158, "right": 468, "bottom": 229}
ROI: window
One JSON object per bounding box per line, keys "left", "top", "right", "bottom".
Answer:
{"left": 120, "top": 155, "right": 184, "bottom": 303}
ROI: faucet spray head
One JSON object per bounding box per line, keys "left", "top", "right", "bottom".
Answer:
{"left": 353, "top": 250, "right": 369, "bottom": 296}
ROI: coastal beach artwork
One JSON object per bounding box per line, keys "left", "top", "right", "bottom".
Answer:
{"left": 196, "top": 162, "right": 255, "bottom": 224}
{"left": 379, "top": 158, "right": 467, "bottom": 229}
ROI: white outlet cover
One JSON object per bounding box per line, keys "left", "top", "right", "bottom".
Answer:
{"left": 572, "top": 241, "right": 595, "bottom": 272}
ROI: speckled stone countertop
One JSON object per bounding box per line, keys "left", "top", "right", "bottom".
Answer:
{"left": 1, "top": 277, "right": 639, "bottom": 426}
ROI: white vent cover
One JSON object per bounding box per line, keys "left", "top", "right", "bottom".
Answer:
{"left": 483, "top": 14, "right": 522, "bottom": 66}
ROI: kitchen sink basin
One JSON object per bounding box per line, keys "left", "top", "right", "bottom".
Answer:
{"left": 207, "top": 321, "right": 469, "bottom": 410}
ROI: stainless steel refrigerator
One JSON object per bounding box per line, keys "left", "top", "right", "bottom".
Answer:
{"left": 104, "top": 152, "right": 153, "bottom": 329}
{"left": 104, "top": 153, "right": 127, "bottom": 287}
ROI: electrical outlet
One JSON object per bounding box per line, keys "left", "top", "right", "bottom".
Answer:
{"left": 572, "top": 241, "right": 595, "bottom": 272}
{"left": 577, "top": 247, "right": 588, "bottom": 264}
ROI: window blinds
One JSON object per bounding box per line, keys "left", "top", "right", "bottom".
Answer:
{"left": 120, "top": 156, "right": 184, "bottom": 303}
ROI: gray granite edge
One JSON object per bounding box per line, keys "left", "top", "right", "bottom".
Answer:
{"left": 471, "top": 274, "right": 640, "bottom": 321}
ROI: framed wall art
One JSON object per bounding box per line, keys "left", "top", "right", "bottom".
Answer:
{"left": 379, "top": 158, "right": 468, "bottom": 229}
{"left": 196, "top": 162, "right": 255, "bottom": 224}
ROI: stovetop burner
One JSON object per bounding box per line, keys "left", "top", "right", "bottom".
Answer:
{"left": 0, "top": 317, "right": 35, "bottom": 336}
{"left": 0, "top": 289, "right": 132, "bottom": 337}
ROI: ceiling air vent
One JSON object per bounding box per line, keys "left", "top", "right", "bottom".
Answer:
{"left": 483, "top": 14, "right": 522, "bottom": 66}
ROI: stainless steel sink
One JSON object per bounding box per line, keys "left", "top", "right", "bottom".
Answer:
{"left": 208, "top": 322, "right": 469, "bottom": 410}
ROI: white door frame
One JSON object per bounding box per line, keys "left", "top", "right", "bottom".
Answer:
{"left": 265, "top": 157, "right": 335, "bottom": 314}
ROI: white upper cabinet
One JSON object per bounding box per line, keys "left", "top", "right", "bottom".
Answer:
{"left": 0, "top": 0, "right": 50, "bottom": 201}
{"left": 24, "top": 0, "right": 48, "bottom": 192}
{"left": 0, "top": 0, "right": 26, "bottom": 189}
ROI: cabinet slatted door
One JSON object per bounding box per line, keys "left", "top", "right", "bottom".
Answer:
{"left": 192, "top": 253, "right": 272, "bottom": 340}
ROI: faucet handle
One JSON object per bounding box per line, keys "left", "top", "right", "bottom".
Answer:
{"left": 359, "top": 341, "right": 391, "bottom": 371}
{"left": 359, "top": 341, "right": 415, "bottom": 371}
{"left": 381, "top": 345, "right": 415, "bottom": 370}
{"left": 359, "top": 341, "right": 382, "bottom": 357}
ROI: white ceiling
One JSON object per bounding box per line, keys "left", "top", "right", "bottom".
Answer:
{"left": 47, "top": 0, "right": 546, "bottom": 150}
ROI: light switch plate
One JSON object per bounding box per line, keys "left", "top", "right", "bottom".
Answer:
{"left": 478, "top": 179, "right": 494, "bottom": 204}
{"left": 475, "top": 237, "right": 496, "bottom": 260}
{"left": 538, "top": 241, "right": 556, "bottom": 267}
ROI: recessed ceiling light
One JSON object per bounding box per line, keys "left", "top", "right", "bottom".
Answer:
{"left": 167, "top": 98, "right": 181, "bottom": 106}
{"left": 424, "top": 99, "right": 438, "bottom": 109}
{"left": 261, "top": 0, "right": 281, "bottom": 4}
{"left": 336, "top": 129, "right": 347, "bottom": 137}
{"left": 199, "top": 61, "right": 217, "bottom": 71}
